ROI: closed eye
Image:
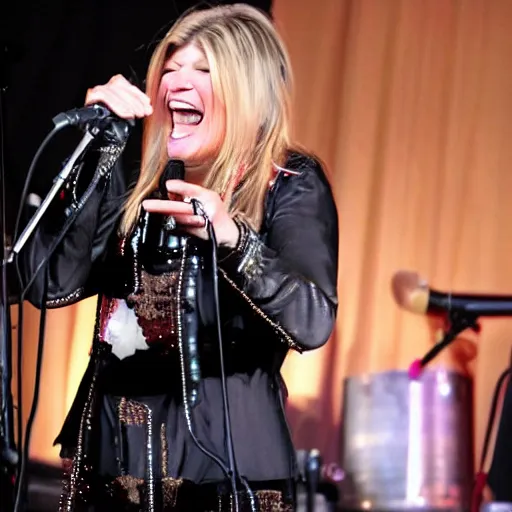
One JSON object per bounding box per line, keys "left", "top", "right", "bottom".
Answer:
{"left": 161, "top": 68, "right": 177, "bottom": 77}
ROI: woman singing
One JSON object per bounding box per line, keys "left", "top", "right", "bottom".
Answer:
{"left": 22, "top": 4, "right": 339, "bottom": 510}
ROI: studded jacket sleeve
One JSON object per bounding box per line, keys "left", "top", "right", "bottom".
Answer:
{"left": 219, "top": 153, "right": 339, "bottom": 352}
{"left": 20, "top": 126, "right": 129, "bottom": 309}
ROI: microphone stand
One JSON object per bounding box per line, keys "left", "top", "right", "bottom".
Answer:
{"left": 0, "top": 39, "right": 17, "bottom": 511}
{"left": 305, "top": 449, "right": 322, "bottom": 512}
{"left": 8, "top": 129, "right": 97, "bottom": 262}
{"left": 2, "top": 121, "right": 103, "bottom": 512}
{"left": 1, "top": 224, "right": 17, "bottom": 512}
{"left": 418, "top": 309, "right": 480, "bottom": 369}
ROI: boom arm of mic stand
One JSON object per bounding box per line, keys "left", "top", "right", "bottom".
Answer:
{"left": 420, "top": 310, "right": 479, "bottom": 368}
{"left": 7, "top": 128, "right": 97, "bottom": 263}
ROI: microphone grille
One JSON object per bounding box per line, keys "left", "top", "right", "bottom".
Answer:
{"left": 159, "top": 160, "right": 185, "bottom": 198}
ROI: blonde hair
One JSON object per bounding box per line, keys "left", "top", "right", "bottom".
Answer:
{"left": 119, "top": 3, "right": 294, "bottom": 236}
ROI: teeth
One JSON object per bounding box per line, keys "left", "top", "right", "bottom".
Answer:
{"left": 173, "top": 110, "right": 202, "bottom": 125}
{"left": 171, "top": 131, "right": 189, "bottom": 140}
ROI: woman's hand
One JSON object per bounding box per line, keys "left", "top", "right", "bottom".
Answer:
{"left": 142, "top": 180, "right": 240, "bottom": 247}
{"left": 85, "top": 74, "right": 153, "bottom": 119}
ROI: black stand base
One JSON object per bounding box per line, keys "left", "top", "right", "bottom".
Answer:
{"left": 0, "top": 460, "right": 15, "bottom": 511}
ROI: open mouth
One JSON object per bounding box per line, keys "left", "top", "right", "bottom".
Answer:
{"left": 168, "top": 99, "right": 204, "bottom": 141}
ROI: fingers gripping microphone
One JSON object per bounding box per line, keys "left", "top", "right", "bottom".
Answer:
{"left": 391, "top": 270, "right": 512, "bottom": 317}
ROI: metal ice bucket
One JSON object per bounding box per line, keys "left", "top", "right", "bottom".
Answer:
{"left": 339, "top": 370, "right": 474, "bottom": 512}
{"left": 480, "top": 504, "right": 512, "bottom": 512}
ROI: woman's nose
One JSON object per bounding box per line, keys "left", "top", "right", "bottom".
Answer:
{"left": 168, "top": 70, "right": 193, "bottom": 92}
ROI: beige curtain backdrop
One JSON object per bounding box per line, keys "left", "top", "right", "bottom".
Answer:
{"left": 12, "top": 0, "right": 512, "bottom": 478}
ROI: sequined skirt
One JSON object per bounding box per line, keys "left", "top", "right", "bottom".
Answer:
{"left": 57, "top": 340, "right": 297, "bottom": 512}
{"left": 58, "top": 390, "right": 295, "bottom": 511}
{"left": 62, "top": 471, "right": 294, "bottom": 511}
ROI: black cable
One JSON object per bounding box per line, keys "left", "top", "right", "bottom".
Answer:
{"left": 9, "top": 121, "right": 67, "bottom": 507}
{"left": 192, "top": 199, "right": 257, "bottom": 512}
{"left": 9, "top": 166, "right": 108, "bottom": 512}
{"left": 12, "top": 123, "right": 67, "bottom": 246}
{"left": 478, "top": 366, "right": 512, "bottom": 474}
{"left": 174, "top": 237, "right": 235, "bottom": 482}
{"left": 9, "top": 121, "right": 107, "bottom": 511}
{"left": 12, "top": 269, "right": 48, "bottom": 512}
{"left": 0, "top": 52, "right": 17, "bottom": 512}
{"left": 153, "top": 216, "right": 251, "bottom": 510}
{"left": 19, "top": 153, "right": 105, "bottom": 300}
{"left": 14, "top": 263, "right": 23, "bottom": 493}
{"left": 155, "top": 160, "right": 246, "bottom": 508}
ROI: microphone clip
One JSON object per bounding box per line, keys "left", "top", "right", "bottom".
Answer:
{"left": 52, "top": 104, "right": 135, "bottom": 135}
{"left": 409, "top": 309, "right": 480, "bottom": 380}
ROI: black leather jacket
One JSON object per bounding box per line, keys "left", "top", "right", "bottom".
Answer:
{"left": 23, "top": 141, "right": 338, "bottom": 353}
{"left": 21, "top": 133, "right": 339, "bottom": 483}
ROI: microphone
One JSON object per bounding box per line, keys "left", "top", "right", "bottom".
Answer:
{"left": 141, "top": 159, "right": 186, "bottom": 250}
{"left": 52, "top": 103, "right": 135, "bottom": 131}
{"left": 391, "top": 270, "right": 512, "bottom": 317}
{"left": 62, "top": 104, "right": 112, "bottom": 126}
{"left": 140, "top": 160, "right": 201, "bottom": 407}
{"left": 140, "top": 160, "right": 186, "bottom": 263}
{"left": 161, "top": 161, "right": 201, "bottom": 407}
{"left": 159, "top": 159, "right": 185, "bottom": 196}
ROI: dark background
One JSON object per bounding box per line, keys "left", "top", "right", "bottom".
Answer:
{"left": 0, "top": 0, "right": 273, "bottom": 239}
